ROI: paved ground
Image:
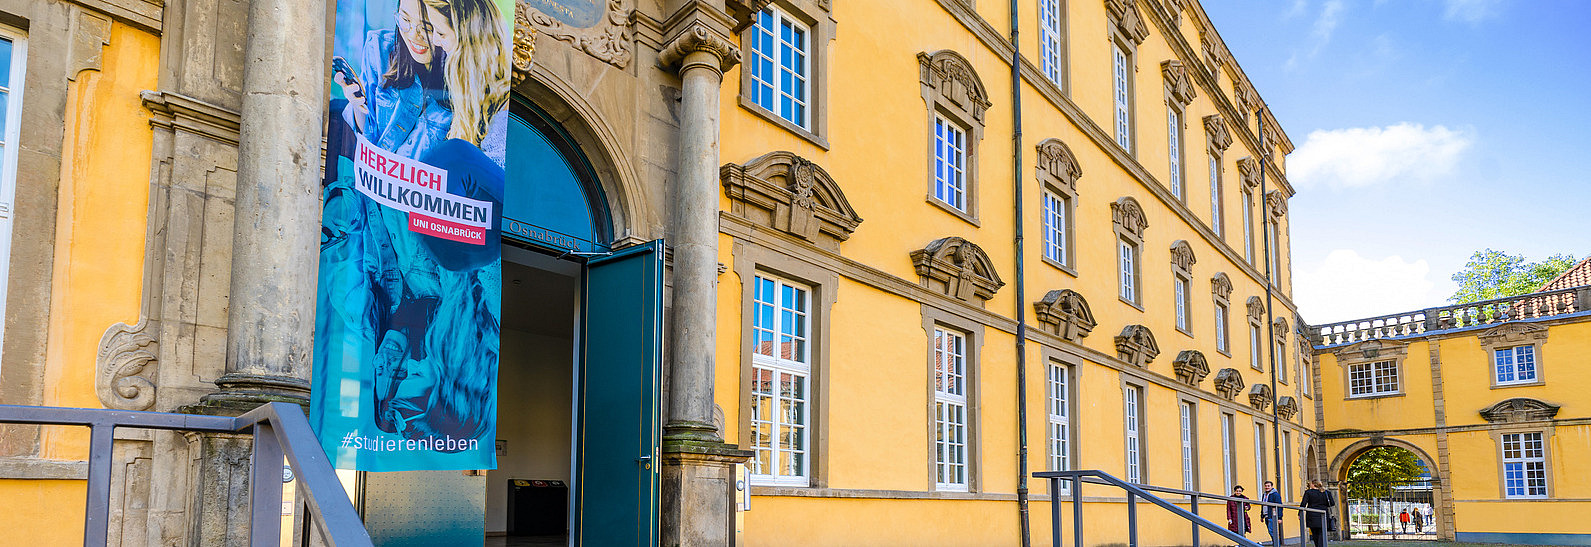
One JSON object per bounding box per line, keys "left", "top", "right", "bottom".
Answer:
{"left": 1335, "top": 541, "right": 1525, "bottom": 547}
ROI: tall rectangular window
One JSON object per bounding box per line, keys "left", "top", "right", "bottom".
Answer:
{"left": 1047, "top": 362, "right": 1071, "bottom": 493}
{"left": 1267, "top": 221, "right": 1281, "bottom": 276}
{"left": 1254, "top": 422, "right": 1267, "bottom": 489}
{"left": 1348, "top": 360, "right": 1400, "bottom": 397}
{"left": 748, "top": 8, "right": 809, "bottom": 128}
{"left": 1168, "top": 107, "right": 1182, "bottom": 199}
{"left": 1112, "top": 43, "right": 1131, "bottom": 151}
{"left": 1502, "top": 432, "right": 1547, "bottom": 498}
{"left": 1243, "top": 190, "right": 1255, "bottom": 263}
{"left": 1174, "top": 275, "right": 1190, "bottom": 332}
{"left": 1275, "top": 340, "right": 1287, "bottom": 379}
{"left": 1039, "top": 0, "right": 1063, "bottom": 88}
{"left": 1221, "top": 413, "right": 1235, "bottom": 494}
{"left": 1124, "top": 385, "right": 1145, "bottom": 483}
{"left": 934, "top": 115, "right": 968, "bottom": 211}
{"left": 1215, "top": 303, "right": 1229, "bottom": 353}
{"left": 1180, "top": 401, "right": 1197, "bottom": 491}
{"left": 1119, "top": 239, "right": 1137, "bottom": 303}
{"left": 749, "top": 276, "right": 811, "bottom": 485}
{"left": 1209, "top": 155, "right": 1223, "bottom": 236}
{"left": 934, "top": 327, "right": 969, "bottom": 491}
{"left": 1043, "top": 191, "right": 1066, "bottom": 264}
{"left": 1282, "top": 431, "right": 1293, "bottom": 500}
{"left": 0, "top": 34, "right": 24, "bottom": 362}
{"left": 1250, "top": 324, "right": 1263, "bottom": 370}
{"left": 1495, "top": 346, "right": 1538, "bottom": 385}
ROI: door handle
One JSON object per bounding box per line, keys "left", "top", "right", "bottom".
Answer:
{"left": 637, "top": 455, "right": 652, "bottom": 469}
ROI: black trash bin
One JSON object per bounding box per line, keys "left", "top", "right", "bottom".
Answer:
{"left": 506, "top": 479, "right": 567, "bottom": 536}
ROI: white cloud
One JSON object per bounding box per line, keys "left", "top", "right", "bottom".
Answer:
{"left": 1443, "top": 0, "right": 1501, "bottom": 23}
{"left": 1288, "top": 123, "right": 1473, "bottom": 190}
{"left": 1295, "top": 250, "right": 1439, "bottom": 324}
{"left": 1285, "top": 0, "right": 1345, "bottom": 69}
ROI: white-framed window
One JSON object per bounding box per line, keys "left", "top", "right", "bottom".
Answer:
{"left": 1119, "top": 238, "right": 1137, "bottom": 303}
{"left": 1112, "top": 42, "right": 1131, "bottom": 151}
{"left": 1043, "top": 191, "right": 1066, "bottom": 265}
{"left": 1254, "top": 422, "right": 1267, "bottom": 489}
{"left": 1180, "top": 401, "right": 1196, "bottom": 491}
{"left": 1494, "top": 346, "right": 1538, "bottom": 385}
{"left": 1267, "top": 220, "right": 1280, "bottom": 276}
{"left": 1039, "top": 0, "right": 1064, "bottom": 88}
{"left": 1301, "top": 347, "right": 1311, "bottom": 397}
{"left": 1243, "top": 190, "right": 1255, "bottom": 263}
{"left": 1124, "top": 384, "right": 1144, "bottom": 483}
{"left": 1221, "top": 413, "right": 1235, "bottom": 494}
{"left": 1348, "top": 360, "right": 1399, "bottom": 397}
{"left": 1502, "top": 432, "right": 1547, "bottom": 499}
{"left": 749, "top": 275, "right": 811, "bottom": 485}
{"left": 1275, "top": 340, "right": 1287, "bottom": 380}
{"left": 934, "top": 327, "right": 969, "bottom": 491}
{"left": 747, "top": 7, "right": 810, "bottom": 129}
{"left": 1215, "top": 303, "right": 1230, "bottom": 353}
{"left": 1209, "top": 155, "right": 1223, "bottom": 236}
{"left": 1282, "top": 431, "right": 1293, "bottom": 500}
{"left": 934, "top": 115, "right": 968, "bottom": 212}
{"left": 1168, "top": 107, "right": 1182, "bottom": 199}
{"left": 1047, "top": 362, "right": 1071, "bottom": 493}
{"left": 0, "top": 32, "right": 25, "bottom": 367}
{"left": 1250, "top": 324, "right": 1263, "bottom": 370}
{"left": 1174, "top": 275, "right": 1190, "bottom": 332}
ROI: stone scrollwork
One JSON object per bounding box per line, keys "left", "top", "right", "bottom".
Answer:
{"left": 1247, "top": 296, "right": 1265, "bottom": 322}
{"left": 1170, "top": 240, "right": 1196, "bottom": 272}
{"left": 511, "top": 11, "right": 538, "bottom": 86}
{"left": 1111, "top": 196, "right": 1149, "bottom": 239}
{"left": 659, "top": 21, "right": 742, "bottom": 73}
{"left": 721, "top": 151, "right": 862, "bottom": 248}
{"left": 1211, "top": 272, "right": 1233, "bottom": 301}
{"left": 1266, "top": 190, "right": 1288, "bottom": 219}
{"left": 1173, "top": 350, "right": 1210, "bottom": 387}
{"left": 96, "top": 319, "right": 159, "bottom": 411}
{"left": 918, "top": 50, "right": 991, "bottom": 128}
{"left": 1204, "top": 115, "right": 1232, "bottom": 152}
{"left": 517, "top": 0, "right": 635, "bottom": 70}
{"left": 1248, "top": 383, "right": 1273, "bottom": 411}
{"left": 1115, "top": 325, "right": 1160, "bottom": 368}
{"left": 1238, "top": 156, "right": 1260, "bottom": 189}
{"left": 1479, "top": 397, "right": 1561, "bottom": 424}
{"left": 911, "top": 237, "right": 1005, "bottom": 303}
{"left": 1035, "top": 138, "right": 1083, "bottom": 191}
{"left": 1214, "top": 368, "right": 1245, "bottom": 400}
{"left": 1033, "top": 289, "right": 1096, "bottom": 342}
{"left": 1104, "top": 0, "right": 1150, "bottom": 44}
{"left": 1161, "top": 60, "right": 1196, "bottom": 106}
{"left": 1275, "top": 395, "right": 1299, "bottom": 420}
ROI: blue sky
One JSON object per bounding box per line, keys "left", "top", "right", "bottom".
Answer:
{"left": 1201, "top": 0, "right": 1591, "bottom": 323}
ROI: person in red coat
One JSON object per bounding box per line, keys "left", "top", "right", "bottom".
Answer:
{"left": 1227, "top": 485, "right": 1252, "bottom": 536}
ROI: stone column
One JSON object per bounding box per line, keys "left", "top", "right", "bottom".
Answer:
{"left": 657, "top": 21, "right": 751, "bottom": 547}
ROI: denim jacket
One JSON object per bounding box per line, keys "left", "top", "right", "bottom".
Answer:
{"left": 351, "top": 29, "right": 452, "bottom": 159}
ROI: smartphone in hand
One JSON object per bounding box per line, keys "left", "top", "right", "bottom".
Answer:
{"left": 332, "top": 56, "right": 363, "bottom": 98}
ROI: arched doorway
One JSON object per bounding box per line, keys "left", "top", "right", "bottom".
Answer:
{"left": 1331, "top": 440, "right": 1441, "bottom": 540}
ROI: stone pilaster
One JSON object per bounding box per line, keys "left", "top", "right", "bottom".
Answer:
{"left": 657, "top": 18, "right": 751, "bottom": 547}
{"left": 1427, "top": 340, "right": 1457, "bottom": 541}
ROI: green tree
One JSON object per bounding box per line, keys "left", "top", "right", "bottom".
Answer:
{"left": 1344, "top": 447, "right": 1428, "bottom": 498}
{"left": 1449, "top": 249, "right": 1577, "bottom": 304}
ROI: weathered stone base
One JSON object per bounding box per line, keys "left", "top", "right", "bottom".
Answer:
{"left": 659, "top": 442, "right": 752, "bottom": 547}
{"left": 190, "top": 432, "right": 255, "bottom": 547}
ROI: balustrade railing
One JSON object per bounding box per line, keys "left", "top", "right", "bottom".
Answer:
{"left": 1311, "top": 285, "right": 1590, "bottom": 347}
{"left": 1035, "top": 470, "right": 1327, "bottom": 547}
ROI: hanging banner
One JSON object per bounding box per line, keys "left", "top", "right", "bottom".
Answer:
{"left": 311, "top": 0, "right": 513, "bottom": 471}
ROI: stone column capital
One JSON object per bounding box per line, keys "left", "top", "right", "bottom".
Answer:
{"left": 659, "top": 22, "right": 741, "bottom": 75}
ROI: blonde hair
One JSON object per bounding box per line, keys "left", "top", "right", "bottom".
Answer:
{"left": 423, "top": 0, "right": 508, "bottom": 145}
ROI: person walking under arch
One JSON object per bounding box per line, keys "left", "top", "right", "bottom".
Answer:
{"left": 1301, "top": 479, "right": 1335, "bottom": 547}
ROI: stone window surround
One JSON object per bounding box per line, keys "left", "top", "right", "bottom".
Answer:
{"left": 1107, "top": 35, "right": 1137, "bottom": 156}
{"left": 1211, "top": 272, "right": 1232, "bottom": 356}
{"left": 1036, "top": 0, "right": 1069, "bottom": 93}
{"left": 1273, "top": 317, "right": 1288, "bottom": 385}
{"left": 1112, "top": 196, "right": 1148, "bottom": 310}
{"left": 922, "top": 304, "right": 985, "bottom": 493}
{"left": 1334, "top": 340, "right": 1409, "bottom": 401}
{"left": 731, "top": 239, "right": 840, "bottom": 489}
{"left": 1477, "top": 323, "right": 1548, "bottom": 390}
{"left": 1035, "top": 138, "right": 1081, "bottom": 276}
{"left": 1161, "top": 60, "right": 1194, "bottom": 202}
{"left": 918, "top": 49, "right": 990, "bottom": 226}
{"left": 1119, "top": 377, "right": 1148, "bottom": 483}
{"left": 736, "top": 0, "right": 835, "bottom": 149}
{"left": 1039, "top": 347, "right": 1081, "bottom": 488}
{"left": 1177, "top": 394, "right": 1201, "bottom": 491}
{"left": 1204, "top": 115, "right": 1231, "bottom": 238}
{"left": 1170, "top": 240, "right": 1196, "bottom": 336}
{"left": 1488, "top": 426, "right": 1554, "bottom": 500}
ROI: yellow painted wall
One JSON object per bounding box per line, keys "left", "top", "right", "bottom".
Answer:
{"left": 0, "top": 480, "right": 87, "bottom": 546}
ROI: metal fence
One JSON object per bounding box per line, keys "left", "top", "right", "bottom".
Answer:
{"left": 1036, "top": 470, "right": 1328, "bottom": 547}
{"left": 1339, "top": 479, "right": 1437, "bottom": 540}
{"left": 0, "top": 402, "right": 373, "bottom": 547}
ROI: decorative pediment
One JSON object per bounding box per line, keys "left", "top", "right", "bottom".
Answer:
{"left": 1265, "top": 190, "right": 1288, "bottom": 218}
{"left": 1235, "top": 82, "right": 1260, "bottom": 120}
{"left": 1211, "top": 272, "right": 1233, "bottom": 301}
{"left": 1161, "top": 60, "right": 1196, "bottom": 106}
{"left": 1199, "top": 32, "right": 1227, "bottom": 75}
{"left": 1248, "top": 383, "right": 1273, "bottom": 411}
{"left": 1204, "top": 115, "right": 1232, "bottom": 152}
{"left": 911, "top": 237, "right": 1004, "bottom": 303}
{"left": 1272, "top": 317, "right": 1290, "bottom": 339}
{"left": 1332, "top": 338, "right": 1408, "bottom": 362}
{"left": 1261, "top": 117, "right": 1282, "bottom": 155}
{"left": 1246, "top": 296, "right": 1265, "bottom": 322}
{"left": 1111, "top": 196, "right": 1149, "bottom": 239}
{"left": 1479, "top": 398, "right": 1561, "bottom": 424}
{"left": 1477, "top": 322, "right": 1548, "bottom": 346}
{"left": 1276, "top": 396, "right": 1299, "bottom": 420}
{"left": 1105, "top": 0, "right": 1150, "bottom": 44}
{"left": 1034, "top": 289, "right": 1096, "bottom": 342}
{"left": 1237, "top": 156, "right": 1261, "bottom": 189}
{"left": 918, "top": 50, "right": 991, "bottom": 126}
{"left": 722, "top": 152, "right": 862, "bottom": 248}
{"left": 1214, "top": 368, "right": 1245, "bottom": 400}
{"left": 1036, "top": 138, "right": 1083, "bottom": 191}
{"left": 1115, "top": 325, "right": 1160, "bottom": 368}
{"left": 1173, "top": 350, "right": 1210, "bottom": 387}
{"left": 1170, "top": 240, "right": 1197, "bottom": 272}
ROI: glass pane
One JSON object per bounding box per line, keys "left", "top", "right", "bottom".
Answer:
{"left": 505, "top": 111, "right": 600, "bottom": 246}
{"left": 0, "top": 38, "right": 11, "bottom": 89}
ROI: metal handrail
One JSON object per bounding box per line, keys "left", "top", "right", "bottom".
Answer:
{"left": 1035, "top": 470, "right": 1327, "bottom": 547}
{"left": 0, "top": 402, "right": 373, "bottom": 547}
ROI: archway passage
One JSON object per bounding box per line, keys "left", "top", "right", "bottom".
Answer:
{"left": 1338, "top": 445, "right": 1438, "bottom": 540}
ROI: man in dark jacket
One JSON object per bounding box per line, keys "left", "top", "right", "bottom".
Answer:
{"left": 1261, "top": 481, "right": 1284, "bottom": 546}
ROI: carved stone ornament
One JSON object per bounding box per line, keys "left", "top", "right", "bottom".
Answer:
{"left": 721, "top": 151, "right": 862, "bottom": 246}
{"left": 1235, "top": 82, "right": 1260, "bottom": 119}
{"left": 1479, "top": 398, "right": 1561, "bottom": 424}
{"left": 517, "top": 0, "right": 635, "bottom": 70}
{"left": 1477, "top": 321, "right": 1548, "bottom": 346}
{"left": 1272, "top": 317, "right": 1290, "bottom": 339}
{"left": 918, "top": 50, "right": 991, "bottom": 127}
{"left": 1248, "top": 383, "right": 1273, "bottom": 411}
{"left": 1111, "top": 196, "right": 1149, "bottom": 239}
{"left": 1105, "top": 0, "right": 1150, "bottom": 44}
{"left": 1036, "top": 138, "right": 1083, "bottom": 191}
{"left": 1247, "top": 296, "right": 1265, "bottom": 322}
{"left": 726, "top": 0, "right": 775, "bottom": 32}
{"left": 1214, "top": 368, "right": 1245, "bottom": 400}
{"left": 1200, "top": 31, "right": 1227, "bottom": 74}
{"left": 1115, "top": 325, "right": 1160, "bottom": 368}
{"left": 1211, "top": 272, "right": 1233, "bottom": 301}
{"left": 1161, "top": 60, "right": 1196, "bottom": 106}
{"left": 911, "top": 237, "right": 1005, "bottom": 302}
{"left": 1033, "top": 289, "right": 1097, "bottom": 342}
{"left": 1204, "top": 115, "right": 1232, "bottom": 152}
{"left": 1333, "top": 338, "right": 1408, "bottom": 362}
{"left": 511, "top": 11, "right": 537, "bottom": 85}
{"left": 96, "top": 319, "right": 158, "bottom": 411}
{"left": 659, "top": 21, "right": 742, "bottom": 73}
{"left": 1170, "top": 240, "right": 1197, "bottom": 273}
{"left": 1237, "top": 156, "right": 1261, "bottom": 189}
{"left": 1275, "top": 395, "right": 1299, "bottom": 420}
{"left": 1173, "top": 350, "right": 1210, "bottom": 387}
{"left": 1265, "top": 190, "right": 1288, "bottom": 218}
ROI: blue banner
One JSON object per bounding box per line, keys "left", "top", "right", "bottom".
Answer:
{"left": 312, "top": 0, "right": 511, "bottom": 471}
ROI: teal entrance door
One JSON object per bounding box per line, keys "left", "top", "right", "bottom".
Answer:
{"left": 577, "top": 241, "right": 663, "bottom": 545}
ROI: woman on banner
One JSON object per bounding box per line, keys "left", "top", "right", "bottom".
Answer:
{"left": 334, "top": 0, "right": 454, "bottom": 159}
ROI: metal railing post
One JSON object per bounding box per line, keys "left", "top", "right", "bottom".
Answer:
{"left": 1050, "top": 477, "right": 1062, "bottom": 547}
{"left": 1190, "top": 494, "right": 1199, "bottom": 547}
{"left": 1127, "top": 491, "right": 1137, "bottom": 547}
{"left": 83, "top": 423, "right": 115, "bottom": 547}
{"left": 249, "top": 421, "right": 285, "bottom": 547}
{"left": 1072, "top": 475, "right": 1083, "bottom": 547}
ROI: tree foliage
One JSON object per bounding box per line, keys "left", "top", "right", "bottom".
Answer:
{"left": 1449, "top": 249, "right": 1577, "bottom": 304}
{"left": 1345, "top": 446, "right": 1426, "bottom": 484}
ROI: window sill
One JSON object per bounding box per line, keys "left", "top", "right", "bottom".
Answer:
{"left": 1491, "top": 380, "right": 1545, "bottom": 389}
{"left": 1118, "top": 297, "right": 1144, "bottom": 312}
{"left": 737, "top": 97, "right": 830, "bottom": 150}
{"left": 1346, "top": 392, "right": 1405, "bottom": 401}
{"left": 1176, "top": 326, "right": 1193, "bottom": 338}
{"left": 926, "top": 195, "right": 980, "bottom": 227}
{"left": 749, "top": 477, "right": 813, "bottom": 489}
{"left": 1041, "top": 255, "right": 1078, "bottom": 278}
{"left": 1215, "top": 347, "right": 1231, "bottom": 357}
